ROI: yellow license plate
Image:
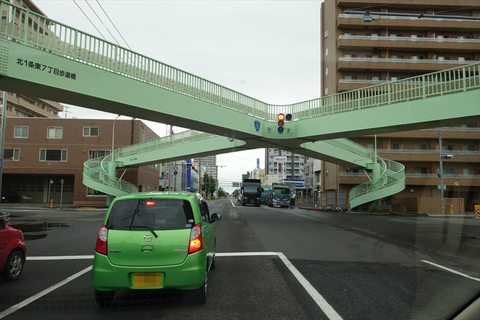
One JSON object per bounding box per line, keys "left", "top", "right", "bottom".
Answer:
{"left": 133, "top": 273, "right": 162, "bottom": 288}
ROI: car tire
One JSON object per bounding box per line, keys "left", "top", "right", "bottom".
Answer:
{"left": 0, "top": 250, "right": 24, "bottom": 282}
{"left": 94, "top": 289, "right": 115, "bottom": 308}
{"left": 190, "top": 271, "right": 207, "bottom": 304}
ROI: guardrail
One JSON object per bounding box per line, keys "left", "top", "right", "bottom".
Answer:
{"left": 1, "top": 0, "right": 479, "bottom": 125}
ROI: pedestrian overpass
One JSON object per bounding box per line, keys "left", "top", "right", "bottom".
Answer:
{"left": 0, "top": 1, "right": 479, "bottom": 208}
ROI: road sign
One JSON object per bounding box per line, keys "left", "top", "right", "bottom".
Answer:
{"left": 174, "top": 166, "right": 178, "bottom": 171}
{"left": 163, "top": 174, "right": 168, "bottom": 180}
{"left": 174, "top": 171, "right": 178, "bottom": 176}
{"left": 274, "top": 156, "right": 287, "bottom": 162}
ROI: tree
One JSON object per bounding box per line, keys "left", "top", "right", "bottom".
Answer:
{"left": 218, "top": 187, "right": 226, "bottom": 198}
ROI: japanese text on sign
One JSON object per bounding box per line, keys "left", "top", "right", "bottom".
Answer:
{"left": 17, "top": 58, "right": 77, "bottom": 80}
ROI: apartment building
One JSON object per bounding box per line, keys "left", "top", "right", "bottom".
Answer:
{"left": 320, "top": 0, "right": 480, "bottom": 212}
{"left": 2, "top": 118, "right": 161, "bottom": 206}
{"left": 264, "top": 148, "right": 309, "bottom": 189}
{"left": 0, "top": 1, "right": 63, "bottom": 119}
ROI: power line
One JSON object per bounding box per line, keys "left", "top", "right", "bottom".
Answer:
{"left": 95, "top": 0, "right": 132, "bottom": 50}
{"left": 84, "top": 0, "right": 121, "bottom": 46}
{"left": 72, "top": 0, "right": 107, "bottom": 40}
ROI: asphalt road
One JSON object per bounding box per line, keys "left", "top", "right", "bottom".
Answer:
{"left": 1, "top": 199, "right": 479, "bottom": 319}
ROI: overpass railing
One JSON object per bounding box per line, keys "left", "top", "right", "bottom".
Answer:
{"left": 1, "top": 0, "right": 479, "bottom": 124}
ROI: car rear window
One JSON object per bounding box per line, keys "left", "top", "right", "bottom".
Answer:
{"left": 106, "top": 199, "right": 195, "bottom": 231}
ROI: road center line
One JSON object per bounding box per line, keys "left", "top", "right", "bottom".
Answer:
{"left": 0, "top": 265, "right": 92, "bottom": 319}
{"left": 421, "top": 260, "right": 480, "bottom": 282}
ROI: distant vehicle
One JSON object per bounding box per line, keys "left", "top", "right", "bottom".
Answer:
{"left": 241, "top": 179, "right": 263, "bottom": 206}
{"left": 91, "top": 192, "right": 221, "bottom": 307}
{"left": 268, "top": 183, "right": 290, "bottom": 208}
{"left": 0, "top": 213, "right": 26, "bottom": 282}
{"left": 261, "top": 186, "right": 272, "bottom": 205}
{"left": 1, "top": 191, "right": 19, "bottom": 203}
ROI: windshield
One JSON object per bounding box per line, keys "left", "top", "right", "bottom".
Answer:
{"left": 273, "top": 188, "right": 290, "bottom": 195}
{"left": 244, "top": 185, "right": 260, "bottom": 193}
{"left": 106, "top": 199, "right": 194, "bottom": 230}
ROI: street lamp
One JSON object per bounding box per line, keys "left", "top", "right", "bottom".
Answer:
{"left": 111, "top": 115, "right": 120, "bottom": 161}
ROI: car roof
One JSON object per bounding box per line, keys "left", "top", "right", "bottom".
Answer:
{"left": 112, "top": 191, "right": 200, "bottom": 202}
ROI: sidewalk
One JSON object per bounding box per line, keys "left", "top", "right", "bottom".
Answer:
{"left": 0, "top": 202, "right": 108, "bottom": 211}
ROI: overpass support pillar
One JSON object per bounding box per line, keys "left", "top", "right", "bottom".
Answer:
{"left": 106, "top": 160, "right": 117, "bottom": 206}
{"left": 371, "top": 161, "right": 381, "bottom": 210}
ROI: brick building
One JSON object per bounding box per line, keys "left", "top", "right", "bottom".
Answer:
{"left": 2, "top": 118, "right": 161, "bottom": 206}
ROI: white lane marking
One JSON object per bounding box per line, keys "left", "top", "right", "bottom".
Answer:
{"left": 20, "top": 252, "right": 343, "bottom": 320}
{"left": 421, "top": 260, "right": 480, "bottom": 282}
{"left": 0, "top": 265, "right": 92, "bottom": 319}
{"left": 217, "top": 252, "right": 278, "bottom": 257}
{"left": 27, "top": 255, "right": 94, "bottom": 261}
{"left": 277, "top": 252, "right": 343, "bottom": 320}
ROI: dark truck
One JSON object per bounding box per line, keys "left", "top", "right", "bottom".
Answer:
{"left": 241, "top": 179, "right": 263, "bottom": 206}
{"left": 268, "top": 183, "right": 291, "bottom": 208}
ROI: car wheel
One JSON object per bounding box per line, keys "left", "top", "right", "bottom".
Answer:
{"left": 94, "top": 289, "right": 115, "bottom": 308}
{"left": 190, "top": 271, "right": 207, "bottom": 304}
{"left": 0, "top": 250, "right": 24, "bottom": 282}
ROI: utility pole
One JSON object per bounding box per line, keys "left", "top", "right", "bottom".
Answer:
{"left": 438, "top": 133, "right": 445, "bottom": 214}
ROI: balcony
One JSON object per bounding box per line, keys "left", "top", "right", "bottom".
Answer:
{"left": 337, "top": 57, "right": 477, "bottom": 72}
{"left": 337, "top": 14, "right": 480, "bottom": 32}
{"left": 338, "top": 35, "right": 480, "bottom": 53}
{"left": 336, "top": 0, "right": 480, "bottom": 8}
{"left": 339, "top": 172, "right": 480, "bottom": 187}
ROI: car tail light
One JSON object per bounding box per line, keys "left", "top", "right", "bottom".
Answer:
{"left": 188, "top": 224, "right": 203, "bottom": 254}
{"left": 95, "top": 225, "right": 108, "bottom": 255}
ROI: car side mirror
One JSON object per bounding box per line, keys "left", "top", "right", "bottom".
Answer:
{"left": 210, "top": 213, "right": 222, "bottom": 223}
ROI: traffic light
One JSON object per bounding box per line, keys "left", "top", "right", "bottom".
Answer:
{"left": 277, "top": 113, "right": 292, "bottom": 134}
{"left": 277, "top": 113, "right": 285, "bottom": 133}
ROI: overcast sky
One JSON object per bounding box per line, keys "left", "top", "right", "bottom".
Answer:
{"left": 34, "top": 0, "right": 322, "bottom": 191}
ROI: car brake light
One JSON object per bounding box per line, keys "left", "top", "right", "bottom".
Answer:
{"left": 95, "top": 225, "right": 108, "bottom": 255}
{"left": 188, "top": 224, "right": 203, "bottom": 254}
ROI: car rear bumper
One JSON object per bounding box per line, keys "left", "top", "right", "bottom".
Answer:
{"left": 92, "top": 250, "right": 206, "bottom": 291}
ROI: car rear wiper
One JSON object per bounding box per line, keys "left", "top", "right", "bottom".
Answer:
{"left": 127, "top": 225, "right": 159, "bottom": 238}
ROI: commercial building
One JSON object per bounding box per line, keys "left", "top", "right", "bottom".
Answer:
{"left": 2, "top": 118, "right": 161, "bottom": 206}
{"left": 320, "top": 0, "right": 480, "bottom": 212}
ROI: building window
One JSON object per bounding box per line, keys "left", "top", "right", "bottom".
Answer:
{"left": 345, "top": 75, "right": 358, "bottom": 80}
{"left": 462, "top": 145, "right": 475, "bottom": 151}
{"left": 390, "top": 55, "right": 403, "bottom": 59}
{"left": 443, "top": 168, "right": 455, "bottom": 175}
{"left": 89, "top": 150, "right": 112, "bottom": 159}
{"left": 393, "top": 143, "right": 405, "bottom": 149}
{"left": 438, "top": 57, "right": 450, "bottom": 61}
{"left": 325, "top": 67, "right": 328, "bottom": 76}
{"left": 345, "top": 54, "right": 358, "bottom": 58}
{"left": 325, "top": 47, "right": 328, "bottom": 57}
{"left": 463, "top": 168, "right": 475, "bottom": 175}
{"left": 47, "top": 127, "right": 63, "bottom": 139}
{"left": 14, "top": 126, "right": 28, "bottom": 138}
{"left": 39, "top": 149, "right": 67, "bottom": 162}
{"left": 411, "top": 55, "right": 424, "bottom": 60}
{"left": 415, "top": 167, "right": 428, "bottom": 174}
{"left": 414, "top": 144, "right": 427, "bottom": 150}
{"left": 4, "top": 148, "right": 20, "bottom": 161}
{"left": 83, "top": 127, "right": 99, "bottom": 137}
{"left": 366, "top": 54, "right": 378, "bottom": 59}
{"left": 325, "top": 87, "right": 328, "bottom": 95}
{"left": 324, "top": 28, "right": 328, "bottom": 38}
{"left": 366, "top": 76, "right": 379, "bottom": 81}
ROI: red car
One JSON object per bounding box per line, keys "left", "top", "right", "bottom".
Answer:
{"left": 0, "top": 214, "right": 26, "bottom": 282}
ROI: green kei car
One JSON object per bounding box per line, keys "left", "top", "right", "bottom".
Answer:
{"left": 92, "top": 192, "right": 222, "bottom": 307}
